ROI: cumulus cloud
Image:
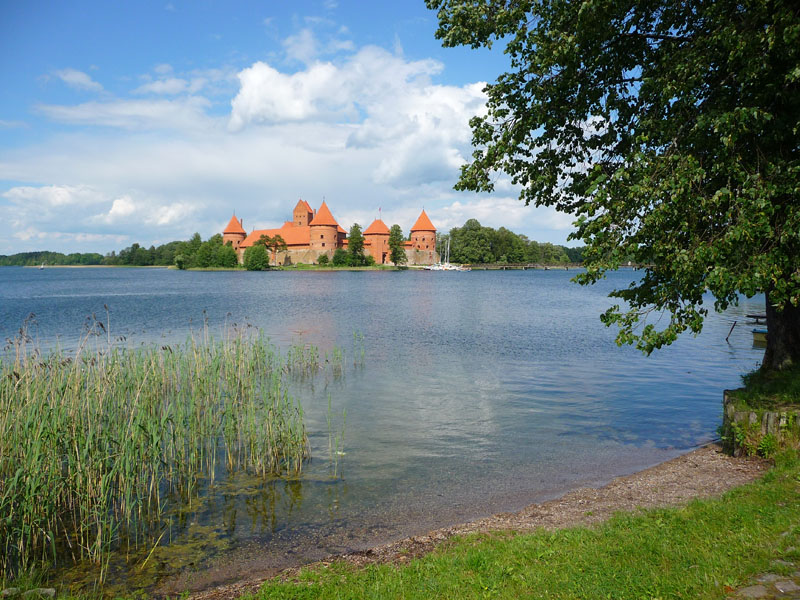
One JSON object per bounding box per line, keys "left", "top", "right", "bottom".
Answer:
{"left": 53, "top": 68, "right": 103, "bottom": 92}
{"left": 92, "top": 194, "right": 193, "bottom": 227}
{"left": 228, "top": 44, "right": 454, "bottom": 131}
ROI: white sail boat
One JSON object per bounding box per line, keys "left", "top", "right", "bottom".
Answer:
{"left": 424, "top": 238, "right": 471, "bottom": 271}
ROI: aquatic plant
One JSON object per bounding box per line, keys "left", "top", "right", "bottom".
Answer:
{"left": 0, "top": 320, "right": 342, "bottom": 584}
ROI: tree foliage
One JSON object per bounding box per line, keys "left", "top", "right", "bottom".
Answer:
{"left": 444, "top": 219, "right": 573, "bottom": 264}
{"left": 259, "top": 234, "right": 288, "bottom": 265}
{"left": 388, "top": 224, "right": 408, "bottom": 265}
{"left": 347, "top": 224, "right": 367, "bottom": 266}
{"left": 0, "top": 251, "right": 104, "bottom": 267}
{"left": 243, "top": 244, "right": 269, "bottom": 271}
{"left": 332, "top": 248, "right": 349, "bottom": 266}
{"left": 428, "top": 0, "right": 800, "bottom": 369}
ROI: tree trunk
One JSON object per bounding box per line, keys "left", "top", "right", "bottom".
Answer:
{"left": 762, "top": 290, "right": 800, "bottom": 371}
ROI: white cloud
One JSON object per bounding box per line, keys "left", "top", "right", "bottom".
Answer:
{"left": 35, "top": 97, "right": 213, "bottom": 130}
{"left": 3, "top": 184, "right": 106, "bottom": 207}
{"left": 134, "top": 77, "right": 188, "bottom": 95}
{"left": 105, "top": 196, "right": 136, "bottom": 221}
{"left": 92, "top": 194, "right": 194, "bottom": 227}
{"left": 53, "top": 68, "right": 103, "bottom": 92}
{"left": 283, "top": 28, "right": 318, "bottom": 64}
{"left": 228, "top": 44, "right": 449, "bottom": 130}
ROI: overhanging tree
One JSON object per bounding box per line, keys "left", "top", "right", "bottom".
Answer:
{"left": 427, "top": 0, "right": 800, "bottom": 370}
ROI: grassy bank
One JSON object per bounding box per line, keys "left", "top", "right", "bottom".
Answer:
{"left": 0, "top": 323, "right": 341, "bottom": 586}
{"left": 251, "top": 452, "right": 800, "bottom": 600}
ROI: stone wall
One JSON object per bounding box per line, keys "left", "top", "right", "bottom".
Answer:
{"left": 722, "top": 390, "right": 800, "bottom": 457}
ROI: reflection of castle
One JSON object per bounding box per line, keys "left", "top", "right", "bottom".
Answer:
{"left": 223, "top": 200, "right": 438, "bottom": 266}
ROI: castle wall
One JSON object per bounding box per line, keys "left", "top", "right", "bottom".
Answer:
{"left": 405, "top": 248, "right": 439, "bottom": 265}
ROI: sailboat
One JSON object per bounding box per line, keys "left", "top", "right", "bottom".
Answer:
{"left": 424, "top": 238, "right": 471, "bottom": 271}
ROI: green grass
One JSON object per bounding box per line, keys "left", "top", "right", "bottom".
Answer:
{"left": 733, "top": 364, "right": 800, "bottom": 409}
{"left": 249, "top": 452, "right": 800, "bottom": 600}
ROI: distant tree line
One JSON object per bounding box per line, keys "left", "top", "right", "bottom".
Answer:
{"left": 441, "top": 219, "right": 584, "bottom": 265}
{"left": 0, "top": 251, "right": 105, "bottom": 267}
{"left": 1, "top": 221, "right": 584, "bottom": 269}
{"left": 0, "top": 233, "right": 239, "bottom": 269}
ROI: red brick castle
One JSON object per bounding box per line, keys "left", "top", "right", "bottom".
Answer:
{"left": 223, "top": 200, "right": 437, "bottom": 266}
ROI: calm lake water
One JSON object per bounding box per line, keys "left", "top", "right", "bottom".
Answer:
{"left": 0, "top": 266, "right": 766, "bottom": 594}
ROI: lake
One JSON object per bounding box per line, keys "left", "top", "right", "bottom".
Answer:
{"left": 0, "top": 266, "right": 766, "bottom": 594}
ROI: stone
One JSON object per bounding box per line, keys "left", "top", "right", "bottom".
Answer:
{"left": 21, "top": 590, "right": 55, "bottom": 599}
{"left": 756, "top": 573, "right": 781, "bottom": 583}
{"left": 735, "top": 583, "right": 770, "bottom": 598}
{"left": 735, "top": 584, "right": 769, "bottom": 598}
{"left": 1, "top": 589, "right": 21, "bottom": 598}
{"left": 772, "top": 559, "right": 795, "bottom": 567}
{"left": 775, "top": 580, "right": 800, "bottom": 593}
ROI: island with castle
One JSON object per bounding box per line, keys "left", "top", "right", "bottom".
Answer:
{"left": 222, "top": 199, "right": 438, "bottom": 266}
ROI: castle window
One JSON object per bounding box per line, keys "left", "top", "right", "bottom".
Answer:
{"left": 322, "top": 243, "right": 326, "bottom": 247}
{"left": 320, "top": 235, "right": 324, "bottom": 239}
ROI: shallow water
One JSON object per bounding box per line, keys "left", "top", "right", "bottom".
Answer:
{"left": 0, "top": 266, "right": 766, "bottom": 593}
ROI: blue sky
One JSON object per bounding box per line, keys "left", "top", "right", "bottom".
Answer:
{"left": 0, "top": 0, "right": 576, "bottom": 255}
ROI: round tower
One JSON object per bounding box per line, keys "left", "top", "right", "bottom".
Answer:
{"left": 364, "top": 218, "right": 391, "bottom": 264}
{"left": 410, "top": 209, "right": 436, "bottom": 252}
{"left": 222, "top": 214, "right": 246, "bottom": 251}
{"left": 309, "top": 201, "right": 340, "bottom": 256}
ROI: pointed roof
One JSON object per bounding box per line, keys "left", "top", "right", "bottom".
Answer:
{"left": 223, "top": 214, "right": 245, "bottom": 235}
{"left": 410, "top": 209, "right": 436, "bottom": 232}
{"left": 309, "top": 201, "right": 339, "bottom": 227}
{"left": 364, "top": 218, "right": 390, "bottom": 235}
{"left": 294, "top": 198, "right": 313, "bottom": 214}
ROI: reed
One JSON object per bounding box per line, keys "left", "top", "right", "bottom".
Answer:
{"left": 0, "top": 321, "right": 336, "bottom": 584}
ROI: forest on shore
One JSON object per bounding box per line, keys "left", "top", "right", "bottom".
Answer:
{"left": 0, "top": 219, "right": 584, "bottom": 268}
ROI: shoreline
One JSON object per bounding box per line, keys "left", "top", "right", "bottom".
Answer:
{"left": 185, "top": 443, "right": 768, "bottom": 600}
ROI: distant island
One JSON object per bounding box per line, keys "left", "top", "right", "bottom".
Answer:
{"left": 0, "top": 216, "right": 584, "bottom": 269}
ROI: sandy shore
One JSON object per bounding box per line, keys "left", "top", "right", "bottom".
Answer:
{"left": 188, "top": 443, "right": 768, "bottom": 600}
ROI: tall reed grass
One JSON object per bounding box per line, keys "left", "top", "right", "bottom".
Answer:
{"left": 0, "top": 318, "right": 339, "bottom": 584}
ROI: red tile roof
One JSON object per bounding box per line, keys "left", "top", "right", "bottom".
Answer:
{"left": 410, "top": 209, "right": 436, "bottom": 232}
{"left": 364, "top": 218, "right": 390, "bottom": 235}
{"left": 223, "top": 214, "right": 246, "bottom": 235}
{"left": 309, "top": 201, "right": 339, "bottom": 227}
{"left": 241, "top": 223, "right": 311, "bottom": 247}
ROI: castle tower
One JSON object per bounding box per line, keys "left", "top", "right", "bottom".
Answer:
{"left": 410, "top": 209, "right": 436, "bottom": 252}
{"left": 364, "top": 218, "right": 391, "bottom": 264}
{"left": 222, "top": 214, "right": 246, "bottom": 251}
{"left": 309, "top": 201, "right": 340, "bottom": 256}
{"left": 293, "top": 199, "right": 314, "bottom": 227}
